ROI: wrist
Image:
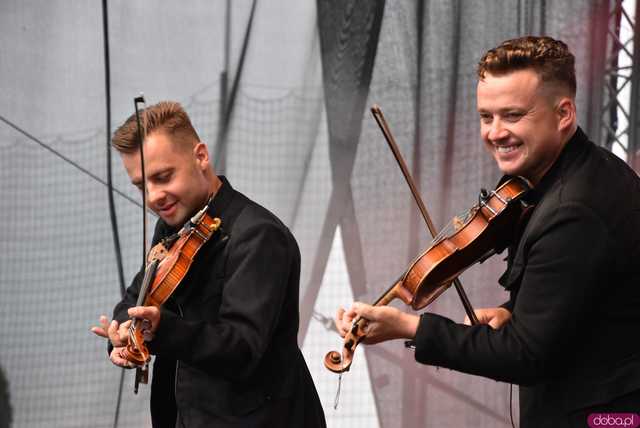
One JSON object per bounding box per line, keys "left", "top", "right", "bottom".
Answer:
{"left": 402, "top": 313, "right": 420, "bottom": 339}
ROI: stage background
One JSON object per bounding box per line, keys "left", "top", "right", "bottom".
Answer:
{"left": 0, "top": 1, "right": 628, "bottom": 427}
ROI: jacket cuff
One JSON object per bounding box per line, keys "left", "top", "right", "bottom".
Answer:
{"left": 500, "top": 299, "right": 515, "bottom": 313}
{"left": 413, "top": 312, "right": 453, "bottom": 366}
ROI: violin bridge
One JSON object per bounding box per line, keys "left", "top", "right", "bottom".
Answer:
{"left": 452, "top": 216, "right": 464, "bottom": 230}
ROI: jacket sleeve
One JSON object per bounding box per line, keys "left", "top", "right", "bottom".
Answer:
{"left": 146, "top": 219, "right": 293, "bottom": 382}
{"left": 414, "top": 201, "right": 612, "bottom": 385}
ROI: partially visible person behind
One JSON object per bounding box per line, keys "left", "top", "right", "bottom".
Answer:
{"left": 336, "top": 36, "right": 640, "bottom": 427}
{"left": 92, "top": 101, "right": 326, "bottom": 428}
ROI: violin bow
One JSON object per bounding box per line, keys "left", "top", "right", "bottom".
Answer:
{"left": 370, "top": 105, "right": 479, "bottom": 325}
{"left": 131, "top": 95, "right": 155, "bottom": 392}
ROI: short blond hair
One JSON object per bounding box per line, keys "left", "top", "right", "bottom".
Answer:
{"left": 112, "top": 101, "right": 200, "bottom": 153}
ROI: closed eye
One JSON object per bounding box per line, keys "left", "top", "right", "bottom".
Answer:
{"left": 503, "top": 112, "right": 524, "bottom": 122}
{"left": 479, "top": 113, "right": 492, "bottom": 124}
{"left": 154, "top": 172, "right": 172, "bottom": 183}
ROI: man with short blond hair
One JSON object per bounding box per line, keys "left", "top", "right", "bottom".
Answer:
{"left": 93, "top": 101, "right": 326, "bottom": 427}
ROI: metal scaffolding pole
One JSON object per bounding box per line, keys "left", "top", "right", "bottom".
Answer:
{"left": 629, "top": 0, "right": 640, "bottom": 170}
{"left": 600, "top": 0, "right": 638, "bottom": 171}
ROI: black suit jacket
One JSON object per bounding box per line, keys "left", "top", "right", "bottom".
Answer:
{"left": 113, "top": 177, "right": 326, "bottom": 428}
{"left": 413, "top": 128, "right": 640, "bottom": 427}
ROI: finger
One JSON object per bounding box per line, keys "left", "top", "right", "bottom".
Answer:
{"left": 128, "top": 306, "right": 157, "bottom": 319}
{"left": 110, "top": 348, "right": 136, "bottom": 369}
{"left": 99, "top": 315, "right": 110, "bottom": 330}
{"left": 90, "top": 326, "right": 108, "bottom": 338}
{"left": 463, "top": 315, "right": 470, "bottom": 326}
{"left": 91, "top": 315, "right": 112, "bottom": 338}
{"left": 359, "top": 320, "right": 370, "bottom": 335}
{"left": 347, "top": 302, "right": 366, "bottom": 319}
{"left": 337, "top": 307, "right": 357, "bottom": 334}
{"left": 351, "top": 302, "right": 378, "bottom": 321}
{"left": 108, "top": 320, "right": 125, "bottom": 347}
{"left": 128, "top": 306, "right": 145, "bottom": 319}
{"left": 114, "top": 319, "right": 132, "bottom": 344}
{"left": 334, "top": 307, "right": 349, "bottom": 336}
{"left": 128, "top": 306, "right": 160, "bottom": 328}
{"left": 343, "top": 303, "right": 361, "bottom": 320}
{"left": 470, "top": 308, "right": 492, "bottom": 325}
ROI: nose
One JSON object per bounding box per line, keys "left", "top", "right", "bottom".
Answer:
{"left": 486, "top": 118, "right": 509, "bottom": 143}
{"left": 146, "top": 182, "right": 165, "bottom": 207}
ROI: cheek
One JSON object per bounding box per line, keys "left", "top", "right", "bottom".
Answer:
{"left": 479, "top": 123, "right": 490, "bottom": 140}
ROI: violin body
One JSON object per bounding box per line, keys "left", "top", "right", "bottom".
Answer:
{"left": 404, "top": 176, "right": 530, "bottom": 310}
{"left": 122, "top": 207, "right": 222, "bottom": 371}
{"left": 324, "top": 176, "right": 532, "bottom": 373}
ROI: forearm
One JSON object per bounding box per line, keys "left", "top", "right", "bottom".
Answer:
{"left": 414, "top": 313, "right": 545, "bottom": 385}
{"left": 147, "top": 307, "right": 265, "bottom": 381}
{"left": 413, "top": 202, "right": 613, "bottom": 384}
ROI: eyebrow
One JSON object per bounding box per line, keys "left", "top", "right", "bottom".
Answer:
{"left": 131, "top": 167, "right": 173, "bottom": 187}
{"left": 477, "top": 107, "right": 527, "bottom": 114}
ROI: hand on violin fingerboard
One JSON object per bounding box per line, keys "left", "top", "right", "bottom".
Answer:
{"left": 335, "top": 303, "right": 419, "bottom": 345}
{"left": 128, "top": 306, "right": 161, "bottom": 338}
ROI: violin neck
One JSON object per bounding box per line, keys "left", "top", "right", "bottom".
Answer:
{"left": 372, "top": 277, "right": 405, "bottom": 307}
{"left": 134, "top": 259, "right": 159, "bottom": 312}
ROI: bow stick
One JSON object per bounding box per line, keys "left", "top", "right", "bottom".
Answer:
{"left": 370, "top": 104, "right": 479, "bottom": 325}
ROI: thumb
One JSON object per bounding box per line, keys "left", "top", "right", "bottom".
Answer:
{"left": 463, "top": 315, "right": 471, "bottom": 326}
{"left": 488, "top": 318, "right": 501, "bottom": 329}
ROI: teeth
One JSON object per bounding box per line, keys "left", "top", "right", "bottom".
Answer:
{"left": 496, "top": 145, "right": 518, "bottom": 153}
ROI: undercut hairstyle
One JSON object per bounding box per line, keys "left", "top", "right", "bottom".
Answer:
{"left": 478, "top": 36, "right": 576, "bottom": 96}
{"left": 112, "top": 101, "right": 201, "bottom": 153}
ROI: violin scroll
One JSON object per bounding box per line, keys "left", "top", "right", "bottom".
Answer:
{"left": 324, "top": 317, "right": 369, "bottom": 373}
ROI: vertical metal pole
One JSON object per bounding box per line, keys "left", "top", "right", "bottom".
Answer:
{"left": 218, "top": 0, "right": 231, "bottom": 172}
{"left": 629, "top": 0, "right": 640, "bottom": 170}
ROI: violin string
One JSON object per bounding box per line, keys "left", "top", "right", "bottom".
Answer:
{"left": 333, "top": 373, "right": 342, "bottom": 410}
{"left": 431, "top": 205, "right": 474, "bottom": 245}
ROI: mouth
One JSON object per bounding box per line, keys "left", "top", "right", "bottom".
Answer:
{"left": 493, "top": 143, "right": 522, "bottom": 155}
{"left": 158, "top": 202, "right": 177, "bottom": 217}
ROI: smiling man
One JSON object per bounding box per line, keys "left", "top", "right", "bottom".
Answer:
{"left": 335, "top": 36, "right": 640, "bottom": 427}
{"left": 92, "top": 101, "right": 326, "bottom": 428}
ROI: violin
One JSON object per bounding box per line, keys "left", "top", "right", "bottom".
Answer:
{"left": 324, "top": 106, "right": 532, "bottom": 374}
{"left": 122, "top": 203, "right": 222, "bottom": 391}
{"left": 325, "top": 177, "right": 531, "bottom": 373}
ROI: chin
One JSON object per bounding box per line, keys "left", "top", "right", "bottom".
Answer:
{"left": 494, "top": 159, "right": 524, "bottom": 177}
{"left": 162, "top": 213, "right": 185, "bottom": 227}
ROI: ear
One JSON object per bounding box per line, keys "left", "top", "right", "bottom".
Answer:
{"left": 556, "top": 97, "right": 576, "bottom": 132}
{"left": 193, "top": 142, "right": 210, "bottom": 170}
